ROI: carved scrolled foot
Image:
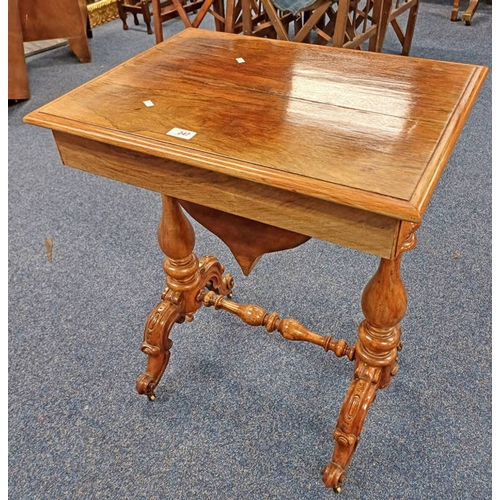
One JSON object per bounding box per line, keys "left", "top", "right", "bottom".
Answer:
{"left": 323, "top": 363, "right": 380, "bottom": 491}
{"left": 322, "top": 461, "right": 345, "bottom": 493}
{"left": 136, "top": 373, "right": 158, "bottom": 401}
{"left": 136, "top": 291, "right": 183, "bottom": 400}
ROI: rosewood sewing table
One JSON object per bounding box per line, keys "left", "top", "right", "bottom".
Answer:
{"left": 24, "top": 28, "right": 487, "bottom": 492}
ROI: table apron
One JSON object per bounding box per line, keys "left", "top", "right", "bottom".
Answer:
{"left": 53, "top": 131, "right": 402, "bottom": 259}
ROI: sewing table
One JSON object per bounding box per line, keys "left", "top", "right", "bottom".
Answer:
{"left": 24, "top": 28, "right": 487, "bottom": 491}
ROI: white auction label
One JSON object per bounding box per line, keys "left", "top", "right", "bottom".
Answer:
{"left": 166, "top": 127, "right": 197, "bottom": 140}
{"left": 236, "top": 57, "right": 245, "bottom": 63}
{"left": 143, "top": 100, "right": 154, "bottom": 107}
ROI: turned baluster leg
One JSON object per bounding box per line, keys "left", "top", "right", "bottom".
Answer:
{"left": 322, "top": 254, "right": 407, "bottom": 491}
{"left": 136, "top": 195, "right": 233, "bottom": 400}
{"left": 136, "top": 195, "right": 201, "bottom": 400}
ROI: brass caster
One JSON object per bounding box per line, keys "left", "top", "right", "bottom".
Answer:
{"left": 147, "top": 393, "right": 156, "bottom": 402}
{"left": 227, "top": 292, "right": 233, "bottom": 299}
{"left": 322, "top": 461, "right": 345, "bottom": 492}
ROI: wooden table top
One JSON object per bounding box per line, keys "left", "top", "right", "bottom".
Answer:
{"left": 25, "top": 28, "right": 487, "bottom": 222}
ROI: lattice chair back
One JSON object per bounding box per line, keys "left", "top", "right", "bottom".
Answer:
{"left": 225, "top": 0, "right": 270, "bottom": 34}
{"left": 377, "top": 0, "right": 419, "bottom": 55}
{"left": 151, "top": 0, "right": 226, "bottom": 43}
{"left": 240, "top": 0, "right": 388, "bottom": 50}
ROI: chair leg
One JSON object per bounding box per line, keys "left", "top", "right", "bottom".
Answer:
{"left": 451, "top": 0, "right": 460, "bottom": 21}
{"left": 225, "top": 0, "right": 236, "bottom": 32}
{"left": 138, "top": 0, "right": 153, "bottom": 33}
{"left": 400, "top": 0, "right": 418, "bottom": 55}
{"left": 462, "top": 0, "right": 479, "bottom": 25}
{"left": 117, "top": 0, "right": 130, "bottom": 30}
{"left": 331, "top": 0, "right": 350, "bottom": 47}
{"left": 373, "top": 0, "right": 392, "bottom": 53}
{"left": 152, "top": 0, "right": 164, "bottom": 43}
{"left": 212, "top": 0, "right": 226, "bottom": 31}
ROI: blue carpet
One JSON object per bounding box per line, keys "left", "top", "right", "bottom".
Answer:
{"left": 8, "top": 1, "right": 492, "bottom": 498}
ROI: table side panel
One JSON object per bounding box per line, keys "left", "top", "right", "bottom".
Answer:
{"left": 53, "top": 131, "right": 401, "bottom": 259}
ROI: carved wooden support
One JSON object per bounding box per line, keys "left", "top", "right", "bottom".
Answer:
{"left": 323, "top": 222, "right": 419, "bottom": 492}
{"left": 138, "top": 202, "right": 419, "bottom": 491}
{"left": 137, "top": 195, "right": 233, "bottom": 400}
{"left": 322, "top": 362, "right": 380, "bottom": 491}
{"left": 136, "top": 288, "right": 185, "bottom": 400}
{"left": 202, "top": 291, "right": 355, "bottom": 359}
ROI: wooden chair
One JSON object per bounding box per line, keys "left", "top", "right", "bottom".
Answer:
{"left": 239, "top": 0, "right": 418, "bottom": 54}
{"left": 451, "top": 0, "right": 479, "bottom": 25}
{"left": 240, "top": 0, "right": 385, "bottom": 50}
{"left": 151, "top": 0, "right": 225, "bottom": 43}
{"left": 308, "top": 0, "right": 419, "bottom": 55}
{"left": 226, "top": 0, "right": 269, "bottom": 34}
{"left": 319, "top": 0, "right": 387, "bottom": 49}
{"left": 117, "top": 0, "right": 154, "bottom": 34}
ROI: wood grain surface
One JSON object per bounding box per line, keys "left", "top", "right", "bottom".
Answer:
{"left": 25, "top": 28, "right": 487, "bottom": 221}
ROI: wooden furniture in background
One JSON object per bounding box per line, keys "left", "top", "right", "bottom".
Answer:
{"left": 8, "top": 0, "right": 92, "bottom": 100}
{"left": 149, "top": 0, "right": 419, "bottom": 54}
{"left": 152, "top": 0, "right": 225, "bottom": 43}
{"left": 117, "top": 0, "right": 154, "bottom": 34}
{"left": 24, "top": 28, "right": 487, "bottom": 493}
{"left": 87, "top": 0, "right": 120, "bottom": 28}
{"left": 17, "top": 0, "right": 91, "bottom": 63}
{"left": 451, "top": 0, "right": 479, "bottom": 25}
{"left": 377, "top": 0, "right": 419, "bottom": 55}
{"left": 8, "top": 0, "right": 30, "bottom": 100}
{"left": 239, "top": 0, "right": 386, "bottom": 48}
{"left": 240, "top": 0, "right": 368, "bottom": 47}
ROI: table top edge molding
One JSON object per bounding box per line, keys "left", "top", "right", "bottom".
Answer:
{"left": 409, "top": 64, "right": 489, "bottom": 215}
{"left": 24, "top": 110, "right": 423, "bottom": 223}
